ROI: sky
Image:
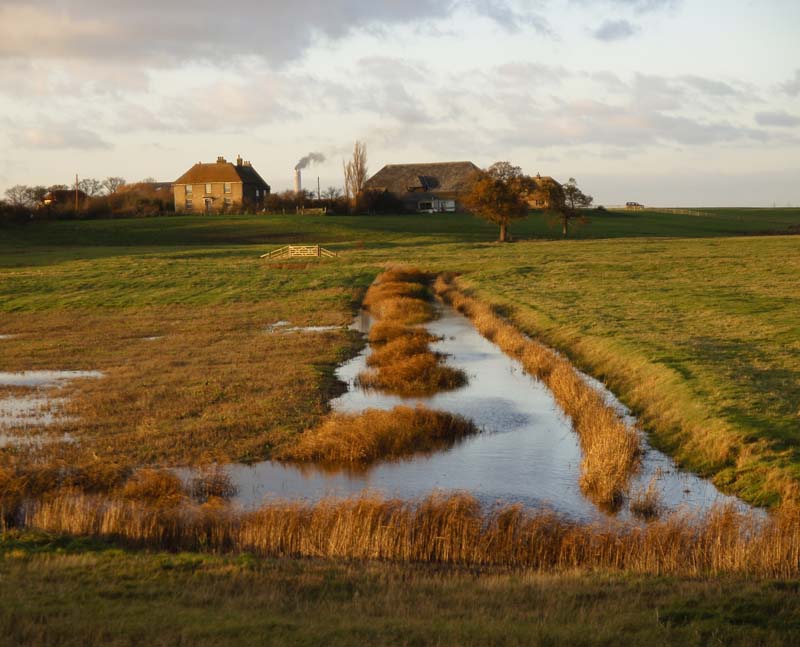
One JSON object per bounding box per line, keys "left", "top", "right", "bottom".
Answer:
{"left": 1, "top": 0, "right": 798, "bottom": 206}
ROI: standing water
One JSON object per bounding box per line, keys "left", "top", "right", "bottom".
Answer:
{"left": 203, "top": 305, "right": 749, "bottom": 522}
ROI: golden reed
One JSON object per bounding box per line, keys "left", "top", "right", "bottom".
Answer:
{"left": 433, "top": 274, "right": 641, "bottom": 508}
{"left": 355, "top": 268, "right": 467, "bottom": 396}
{"left": 275, "top": 406, "right": 478, "bottom": 465}
{"left": 14, "top": 490, "right": 800, "bottom": 578}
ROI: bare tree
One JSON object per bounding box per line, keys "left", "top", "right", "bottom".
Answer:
{"left": 78, "top": 177, "right": 104, "bottom": 197}
{"left": 4, "top": 185, "right": 31, "bottom": 207}
{"left": 102, "top": 176, "right": 127, "bottom": 194}
{"left": 343, "top": 141, "right": 368, "bottom": 206}
{"left": 322, "top": 186, "right": 342, "bottom": 200}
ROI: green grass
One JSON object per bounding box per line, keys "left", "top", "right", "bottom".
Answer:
{"left": 3, "top": 530, "right": 800, "bottom": 646}
{"left": 1, "top": 210, "right": 799, "bottom": 499}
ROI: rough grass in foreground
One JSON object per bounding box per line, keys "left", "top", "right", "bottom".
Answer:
{"left": 276, "top": 406, "right": 478, "bottom": 465}
{"left": 12, "top": 491, "right": 800, "bottom": 578}
{"left": 5, "top": 533, "right": 800, "bottom": 647}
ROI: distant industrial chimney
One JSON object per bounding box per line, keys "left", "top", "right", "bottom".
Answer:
{"left": 236, "top": 155, "right": 243, "bottom": 166}
{"left": 294, "top": 168, "right": 302, "bottom": 194}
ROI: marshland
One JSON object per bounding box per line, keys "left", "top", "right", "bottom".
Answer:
{"left": 2, "top": 210, "right": 800, "bottom": 644}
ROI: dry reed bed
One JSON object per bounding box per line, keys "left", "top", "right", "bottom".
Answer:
{"left": 433, "top": 274, "right": 641, "bottom": 509}
{"left": 355, "top": 268, "right": 467, "bottom": 397}
{"left": 14, "top": 491, "right": 800, "bottom": 578}
{"left": 275, "top": 406, "right": 478, "bottom": 465}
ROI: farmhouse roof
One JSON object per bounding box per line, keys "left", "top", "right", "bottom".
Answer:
{"left": 365, "top": 161, "right": 482, "bottom": 194}
{"left": 173, "top": 157, "right": 270, "bottom": 189}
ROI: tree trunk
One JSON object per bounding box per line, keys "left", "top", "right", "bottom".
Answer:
{"left": 499, "top": 222, "right": 508, "bottom": 242}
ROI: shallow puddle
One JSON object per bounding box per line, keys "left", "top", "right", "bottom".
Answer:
{"left": 0, "top": 370, "right": 102, "bottom": 446}
{"left": 0, "top": 370, "right": 104, "bottom": 389}
{"left": 265, "top": 322, "right": 343, "bottom": 334}
{"left": 185, "top": 306, "right": 750, "bottom": 522}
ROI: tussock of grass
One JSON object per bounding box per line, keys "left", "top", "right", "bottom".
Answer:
{"left": 630, "top": 478, "right": 663, "bottom": 521}
{"left": 358, "top": 354, "right": 468, "bottom": 397}
{"left": 15, "top": 491, "right": 800, "bottom": 577}
{"left": 366, "top": 334, "right": 433, "bottom": 368}
{"left": 434, "top": 274, "right": 641, "bottom": 508}
{"left": 356, "top": 268, "right": 467, "bottom": 397}
{"left": 122, "top": 469, "right": 187, "bottom": 505}
{"left": 276, "top": 406, "right": 478, "bottom": 465}
{"left": 368, "top": 322, "right": 434, "bottom": 347}
{"left": 188, "top": 466, "right": 238, "bottom": 502}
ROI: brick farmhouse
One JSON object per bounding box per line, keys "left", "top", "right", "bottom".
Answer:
{"left": 173, "top": 156, "right": 270, "bottom": 214}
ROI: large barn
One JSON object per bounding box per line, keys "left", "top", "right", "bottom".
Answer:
{"left": 363, "top": 161, "right": 481, "bottom": 213}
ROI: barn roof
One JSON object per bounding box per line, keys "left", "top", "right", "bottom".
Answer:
{"left": 364, "top": 161, "right": 481, "bottom": 194}
{"left": 173, "top": 157, "right": 270, "bottom": 189}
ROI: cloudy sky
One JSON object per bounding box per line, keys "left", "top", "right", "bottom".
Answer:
{"left": 1, "top": 0, "right": 798, "bottom": 205}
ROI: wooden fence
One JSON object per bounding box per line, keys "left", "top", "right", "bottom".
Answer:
{"left": 260, "top": 245, "right": 338, "bottom": 260}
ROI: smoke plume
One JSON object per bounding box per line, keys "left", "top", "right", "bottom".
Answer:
{"left": 295, "top": 152, "right": 326, "bottom": 170}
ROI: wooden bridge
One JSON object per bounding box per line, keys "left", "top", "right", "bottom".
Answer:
{"left": 260, "top": 245, "right": 338, "bottom": 259}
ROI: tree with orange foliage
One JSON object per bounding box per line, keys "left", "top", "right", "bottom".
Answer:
{"left": 463, "top": 162, "right": 537, "bottom": 242}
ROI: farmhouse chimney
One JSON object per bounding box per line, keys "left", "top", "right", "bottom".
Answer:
{"left": 236, "top": 155, "right": 243, "bottom": 166}
{"left": 217, "top": 156, "right": 226, "bottom": 163}
{"left": 294, "top": 168, "right": 302, "bottom": 194}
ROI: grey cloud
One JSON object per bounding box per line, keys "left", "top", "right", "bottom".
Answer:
{"left": 0, "top": 1, "right": 548, "bottom": 67}
{"left": 359, "top": 57, "right": 430, "bottom": 83}
{"left": 592, "top": 20, "right": 638, "bottom": 41}
{"left": 680, "top": 75, "right": 742, "bottom": 97}
{"left": 755, "top": 111, "right": 800, "bottom": 127}
{"left": 9, "top": 120, "right": 112, "bottom": 150}
{"left": 466, "top": 0, "right": 552, "bottom": 35}
{"left": 572, "top": 0, "right": 679, "bottom": 14}
{"left": 781, "top": 70, "right": 800, "bottom": 97}
{"left": 603, "top": 0, "right": 679, "bottom": 12}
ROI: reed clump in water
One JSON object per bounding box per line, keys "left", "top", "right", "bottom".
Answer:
{"left": 433, "top": 274, "right": 641, "bottom": 509}
{"left": 276, "top": 406, "right": 478, "bottom": 465}
{"left": 357, "top": 268, "right": 467, "bottom": 397}
{"left": 630, "top": 477, "right": 663, "bottom": 521}
{"left": 122, "top": 469, "right": 187, "bottom": 506}
{"left": 17, "top": 491, "right": 800, "bottom": 578}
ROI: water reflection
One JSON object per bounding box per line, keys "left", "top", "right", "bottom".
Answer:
{"left": 182, "top": 305, "right": 752, "bottom": 522}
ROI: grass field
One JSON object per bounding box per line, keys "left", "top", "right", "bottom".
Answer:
{"left": 1, "top": 208, "right": 800, "bottom": 642}
{"left": 3, "top": 531, "right": 800, "bottom": 647}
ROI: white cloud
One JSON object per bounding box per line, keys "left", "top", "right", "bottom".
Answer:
{"left": 9, "top": 120, "right": 112, "bottom": 150}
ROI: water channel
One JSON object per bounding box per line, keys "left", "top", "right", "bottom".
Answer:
{"left": 199, "top": 305, "right": 749, "bottom": 522}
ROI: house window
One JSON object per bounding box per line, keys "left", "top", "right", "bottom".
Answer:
{"left": 185, "top": 199, "right": 193, "bottom": 210}
{"left": 205, "top": 183, "right": 212, "bottom": 194}
{"left": 185, "top": 185, "right": 193, "bottom": 196}
{"left": 224, "top": 182, "right": 231, "bottom": 194}
{"left": 223, "top": 197, "right": 232, "bottom": 207}
{"left": 255, "top": 189, "right": 260, "bottom": 198}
